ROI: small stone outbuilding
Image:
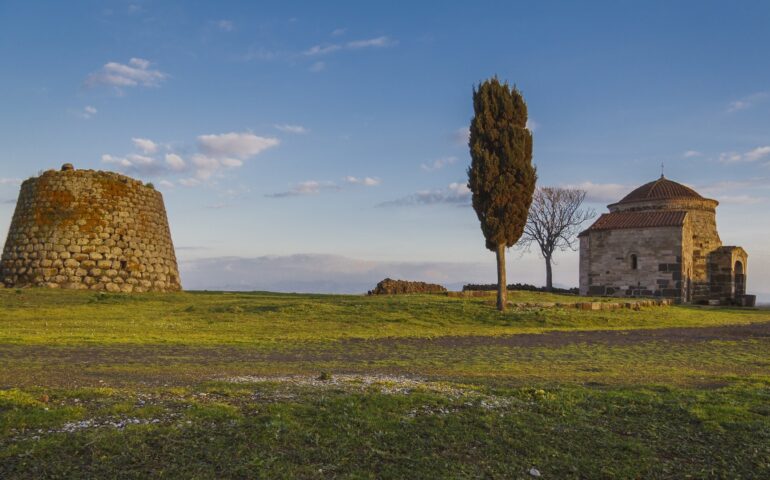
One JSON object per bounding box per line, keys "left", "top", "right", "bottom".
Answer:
{"left": 579, "top": 175, "right": 747, "bottom": 304}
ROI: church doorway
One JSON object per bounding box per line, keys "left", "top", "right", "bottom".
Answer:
{"left": 734, "top": 260, "right": 745, "bottom": 296}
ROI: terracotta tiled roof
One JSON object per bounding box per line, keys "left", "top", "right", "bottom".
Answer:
{"left": 580, "top": 211, "right": 687, "bottom": 236}
{"left": 616, "top": 176, "right": 702, "bottom": 204}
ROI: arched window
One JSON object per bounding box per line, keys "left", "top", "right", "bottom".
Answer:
{"left": 630, "top": 254, "right": 638, "bottom": 270}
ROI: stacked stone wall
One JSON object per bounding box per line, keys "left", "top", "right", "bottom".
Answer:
{"left": 0, "top": 167, "right": 180, "bottom": 292}
{"left": 579, "top": 225, "right": 684, "bottom": 300}
{"left": 687, "top": 208, "right": 722, "bottom": 302}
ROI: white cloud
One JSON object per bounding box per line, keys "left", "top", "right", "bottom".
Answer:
{"left": 563, "top": 181, "right": 631, "bottom": 203}
{"left": 178, "top": 178, "right": 201, "bottom": 187}
{"left": 745, "top": 146, "right": 770, "bottom": 162}
{"left": 189, "top": 154, "right": 222, "bottom": 180}
{"left": 267, "top": 180, "right": 340, "bottom": 198}
{"left": 158, "top": 180, "right": 175, "bottom": 189}
{"left": 719, "top": 146, "right": 770, "bottom": 164}
{"left": 719, "top": 152, "right": 743, "bottom": 163}
{"left": 303, "top": 36, "right": 396, "bottom": 56}
{"left": 309, "top": 61, "right": 326, "bottom": 72}
{"left": 215, "top": 20, "right": 234, "bottom": 32}
{"left": 344, "top": 176, "right": 380, "bottom": 186}
{"left": 378, "top": 182, "right": 471, "bottom": 207}
{"left": 164, "top": 153, "right": 186, "bottom": 171}
{"left": 346, "top": 36, "right": 395, "bottom": 49}
{"left": 0, "top": 178, "right": 21, "bottom": 186}
{"left": 85, "top": 58, "right": 167, "bottom": 92}
{"left": 76, "top": 105, "right": 98, "bottom": 119}
{"left": 727, "top": 100, "right": 750, "bottom": 112}
{"left": 717, "top": 194, "right": 765, "bottom": 205}
{"left": 331, "top": 28, "right": 346, "bottom": 37}
{"left": 526, "top": 119, "right": 539, "bottom": 132}
{"left": 452, "top": 127, "right": 470, "bottom": 146}
{"left": 102, "top": 131, "right": 279, "bottom": 183}
{"left": 683, "top": 150, "right": 702, "bottom": 158}
{"left": 421, "top": 156, "right": 457, "bottom": 172}
{"left": 132, "top": 137, "right": 158, "bottom": 154}
{"left": 198, "top": 132, "right": 279, "bottom": 159}
{"left": 303, "top": 44, "right": 342, "bottom": 56}
{"left": 237, "top": 47, "right": 279, "bottom": 62}
{"left": 101, "top": 153, "right": 169, "bottom": 176}
{"left": 727, "top": 92, "right": 768, "bottom": 113}
{"left": 274, "top": 124, "right": 308, "bottom": 134}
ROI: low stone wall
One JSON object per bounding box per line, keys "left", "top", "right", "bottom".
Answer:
{"left": 368, "top": 278, "right": 447, "bottom": 295}
{"left": 448, "top": 291, "right": 673, "bottom": 310}
{"left": 506, "top": 299, "right": 673, "bottom": 310}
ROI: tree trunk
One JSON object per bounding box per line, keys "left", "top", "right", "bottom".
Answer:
{"left": 545, "top": 255, "right": 553, "bottom": 292}
{"left": 496, "top": 244, "right": 507, "bottom": 311}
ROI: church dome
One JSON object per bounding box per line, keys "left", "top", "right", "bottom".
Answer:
{"left": 616, "top": 176, "right": 703, "bottom": 204}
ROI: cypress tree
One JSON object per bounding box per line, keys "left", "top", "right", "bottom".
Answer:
{"left": 467, "top": 78, "right": 537, "bottom": 311}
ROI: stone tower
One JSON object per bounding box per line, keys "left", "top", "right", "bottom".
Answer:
{"left": 1, "top": 164, "right": 181, "bottom": 292}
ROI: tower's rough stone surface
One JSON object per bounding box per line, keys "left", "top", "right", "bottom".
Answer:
{"left": 1, "top": 166, "right": 180, "bottom": 292}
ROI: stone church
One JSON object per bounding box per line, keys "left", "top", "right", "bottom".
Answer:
{"left": 579, "top": 175, "right": 748, "bottom": 304}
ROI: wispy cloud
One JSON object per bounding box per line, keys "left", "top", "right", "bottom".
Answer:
{"left": 215, "top": 19, "right": 234, "bottom": 32}
{"left": 309, "top": 61, "right": 326, "bottom": 73}
{"left": 378, "top": 182, "right": 470, "bottom": 207}
{"left": 303, "top": 44, "right": 342, "bottom": 56}
{"left": 85, "top": 58, "right": 167, "bottom": 93}
{"left": 683, "top": 150, "right": 702, "bottom": 158}
{"left": 727, "top": 92, "right": 768, "bottom": 113}
{"left": 132, "top": 137, "right": 158, "bottom": 154}
{"left": 344, "top": 176, "right": 380, "bottom": 186}
{"left": 745, "top": 146, "right": 770, "bottom": 162}
{"left": 346, "top": 36, "right": 395, "bottom": 49}
{"left": 303, "top": 36, "right": 396, "bottom": 56}
{"left": 452, "top": 127, "right": 470, "bottom": 146}
{"left": 719, "top": 145, "right": 770, "bottom": 163}
{"left": 694, "top": 178, "right": 770, "bottom": 205}
{"left": 0, "top": 178, "right": 22, "bottom": 186}
{"left": 164, "top": 153, "right": 186, "bottom": 172}
{"left": 526, "top": 119, "right": 539, "bottom": 132}
{"left": 236, "top": 47, "right": 279, "bottom": 62}
{"left": 76, "top": 105, "right": 97, "bottom": 119}
{"left": 274, "top": 124, "right": 308, "bottom": 134}
{"left": 266, "top": 180, "right": 340, "bottom": 198}
{"left": 268, "top": 175, "right": 379, "bottom": 197}
{"left": 421, "top": 156, "right": 457, "bottom": 172}
{"left": 562, "top": 181, "right": 632, "bottom": 203}
{"left": 331, "top": 28, "right": 346, "bottom": 37}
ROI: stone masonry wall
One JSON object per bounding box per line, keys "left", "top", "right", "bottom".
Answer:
{"left": 688, "top": 209, "right": 722, "bottom": 303}
{"left": 0, "top": 166, "right": 180, "bottom": 292}
{"left": 579, "top": 225, "right": 684, "bottom": 300}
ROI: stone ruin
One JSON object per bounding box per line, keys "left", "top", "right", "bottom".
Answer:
{"left": 368, "top": 278, "right": 447, "bottom": 295}
{"left": 0, "top": 164, "right": 181, "bottom": 292}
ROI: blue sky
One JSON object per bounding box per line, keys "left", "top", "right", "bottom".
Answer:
{"left": 1, "top": 1, "right": 770, "bottom": 295}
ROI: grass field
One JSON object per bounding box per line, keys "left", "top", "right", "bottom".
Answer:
{"left": 2, "top": 289, "right": 770, "bottom": 478}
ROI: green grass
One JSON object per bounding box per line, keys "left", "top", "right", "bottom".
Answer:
{"left": 1, "top": 289, "right": 769, "bottom": 478}
{"left": 0, "top": 289, "right": 765, "bottom": 345}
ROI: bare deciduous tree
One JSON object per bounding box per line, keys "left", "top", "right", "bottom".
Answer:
{"left": 519, "top": 187, "right": 595, "bottom": 291}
